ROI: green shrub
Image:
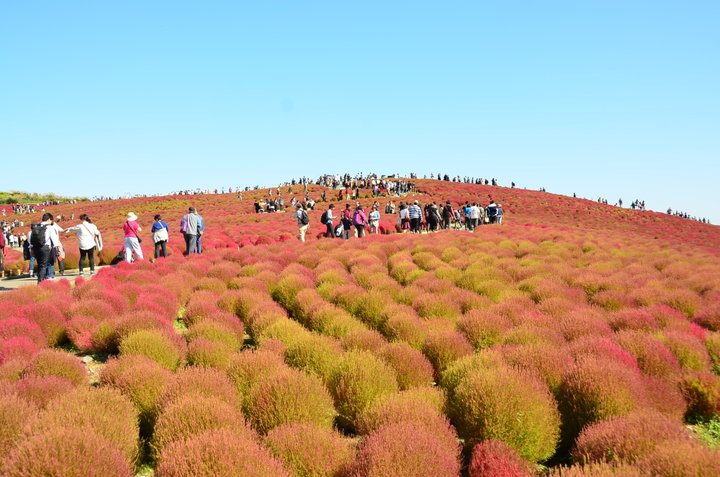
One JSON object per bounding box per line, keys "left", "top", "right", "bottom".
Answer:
{"left": 284, "top": 333, "right": 343, "bottom": 383}
{"left": 447, "top": 366, "right": 561, "bottom": 462}
{"left": 245, "top": 368, "right": 336, "bottom": 434}
{"left": 329, "top": 350, "right": 399, "bottom": 430}
{"left": 119, "top": 329, "right": 185, "bottom": 371}
{"left": 25, "top": 349, "right": 87, "bottom": 386}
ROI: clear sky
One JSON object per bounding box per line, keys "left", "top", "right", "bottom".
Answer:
{"left": 2, "top": 1, "right": 718, "bottom": 222}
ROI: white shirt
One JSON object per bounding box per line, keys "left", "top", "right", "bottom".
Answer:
{"left": 65, "top": 221, "right": 100, "bottom": 250}
{"left": 28, "top": 221, "right": 60, "bottom": 249}
{"left": 469, "top": 206, "right": 481, "bottom": 219}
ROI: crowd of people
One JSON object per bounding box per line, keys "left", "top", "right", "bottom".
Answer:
{"left": 291, "top": 198, "right": 504, "bottom": 242}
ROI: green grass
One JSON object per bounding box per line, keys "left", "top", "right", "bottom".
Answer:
{"left": 691, "top": 416, "right": 720, "bottom": 448}
{"left": 0, "top": 190, "right": 88, "bottom": 204}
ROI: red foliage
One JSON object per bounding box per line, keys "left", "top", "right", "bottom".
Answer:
{"left": 468, "top": 439, "right": 533, "bottom": 477}
{"left": 0, "top": 336, "right": 40, "bottom": 364}
{"left": 14, "top": 375, "right": 74, "bottom": 409}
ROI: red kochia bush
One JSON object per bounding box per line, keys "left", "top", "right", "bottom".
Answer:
{"left": 573, "top": 411, "right": 692, "bottom": 464}
{"left": 458, "top": 309, "right": 513, "bottom": 349}
{"left": 549, "top": 462, "right": 645, "bottom": 476}
{"left": 22, "top": 302, "right": 67, "bottom": 345}
{"left": 157, "top": 366, "right": 240, "bottom": 411}
{"left": 152, "top": 394, "right": 251, "bottom": 455}
{"left": 0, "top": 336, "right": 39, "bottom": 364}
{"left": 352, "top": 422, "right": 461, "bottom": 477}
{"left": 615, "top": 330, "right": 681, "bottom": 381}
{"left": 635, "top": 439, "right": 720, "bottom": 477}
{"left": 265, "top": 423, "right": 355, "bottom": 477}
{"left": 448, "top": 366, "right": 560, "bottom": 462}
{"left": 1, "top": 427, "right": 133, "bottom": 477}
{"left": 156, "top": 429, "right": 290, "bottom": 477}
{"left": 0, "top": 317, "right": 47, "bottom": 347}
{"left": 25, "top": 348, "right": 87, "bottom": 386}
{"left": 14, "top": 375, "right": 74, "bottom": 409}
{"left": 468, "top": 439, "right": 533, "bottom": 477}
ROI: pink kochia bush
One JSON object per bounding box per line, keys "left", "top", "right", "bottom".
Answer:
{"left": 468, "top": 439, "right": 533, "bottom": 477}
{"left": 265, "top": 423, "right": 356, "bottom": 477}
{"left": 14, "top": 374, "right": 75, "bottom": 409}
{"left": 156, "top": 429, "right": 290, "bottom": 477}
{"left": 1, "top": 427, "right": 133, "bottom": 477}
{"left": 352, "top": 422, "right": 461, "bottom": 477}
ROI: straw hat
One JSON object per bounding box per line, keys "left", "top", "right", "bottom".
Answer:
{"left": 126, "top": 212, "right": 138, "bottom": 221}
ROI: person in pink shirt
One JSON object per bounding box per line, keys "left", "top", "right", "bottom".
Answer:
{"left": 123, "top": 212, "right": 143, "bottom": 262}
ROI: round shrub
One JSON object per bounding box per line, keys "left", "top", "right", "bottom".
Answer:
{"left": 118, "top": 329, "right": 185, "bottom": 370}
{"left": 0, "top": 317, "right": 47, "bottom": 348}
{"left": 35, "top": 387, "right": 139, "bottom": 463}
{"left": 0, "top": 336, "right": 39, "bottom": 364}
{"left": 663, "top": 330, "right": 711, "bottom": 371}
{"left": 549, "top": 462, "right": 645, "bottom": 477}
{"left": 352, "top": 422, "right": 461, "bottom": 477}
{"left": 640, "top": 375, "right": 687, "bottom": 419}
{"left": 616, "top": 330, "right": 681, "bottom": 381}
{"left": 422, "top": 329, "right": 474, "bottom": 376}
{"left": 226, "top": 349, "right": 287, "bottom": 401}
{"left": 448, "top": 366, "right": 560, "bottom": 462}
{"left": 157, "top": 366, "right": 240, "bottom": 411}
{"left": 186, "top": 319, "right": 242, "bottom": 349}
{"left": 468, "top": 439, "right": 533, "bottom": 477}
{"left": 0, "top": 359, "right": 26, "bottom": 383}
{"left": 501, "top": 343, "right": 573, "bottom": 393}
{"left": 0, "top": 393, "right": 38, "bottom": 456}
{"left": 14, "top": 375, "right": 74, "bottom": 409}
{"left": 265, "top": 423, "right": 355, "bottom": 477}
{"left": 573, "top": 411, "right": 691, "bottom": 464}
{"left": 22, "top": 302, "right": 67, "bottom": 346}
{"left": 340, "top": 328, "right": 388, "bottom": 353}
{"left": 156, "top": 429, "right": 290, "bottom": 477}
{"left": 569, "top": 337, "right": 638, "bottom": 370}
{"left": 283, "top": 333, "right": 344, "bottom": 383}
{"left": 152, "top": 394, "right": 251, "bottom": 455}
{"left": 458, "top": 310, "right": 513, "bottom": 349}
{"left": 558, "top": 358, "right": 647, "bottom": 446}
{"left": 329, "top": 350, "right": 399, "bottom": 430}
{"left": 187, "top": 337, "right": 233, "bottom": 369}
{"left": 439, "top": 350, "right": 506, "bottom": 396}
{"left": 681, "top": 371, "right": 720, "bottom": 420}
{"left": 25, "top": 349, "right": 87, "bottom": 386}
{"left": 635, "top": 439, "right": 720, "bottom": 477}
{"left": 245, "top": 368, "right": 336, "bottom": 434}
{"left": 100, "top": 354, "right": 173, "bottom": 433}
{"left": 1, "top": 427, "right": 133, "bottom": 477}
{"left": 378, "top": 342, "right": 434, "bottom": 390}
{"left": 356, "top": 388, "right": 454, "bottom": 442}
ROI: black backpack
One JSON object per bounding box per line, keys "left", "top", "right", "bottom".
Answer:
{"left": 299, "top": 210, "right": 309, "bottom": 225}
{"left": 30, "top": 223, "right": 48, "bottom": 249}
{"left": 320, "top": 211, "right": 328, "bottom": 225}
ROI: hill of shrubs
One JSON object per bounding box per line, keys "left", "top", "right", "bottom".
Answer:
{"left": 0, "top": 179, "right": 719, "bottom": 476}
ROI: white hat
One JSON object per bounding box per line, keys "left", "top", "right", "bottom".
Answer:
{"left": 126, "top": 212, "right": 138, "bottom": 221}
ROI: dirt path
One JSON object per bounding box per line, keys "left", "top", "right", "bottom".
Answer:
{"left": 0, "top": 267, "right": 110, "bottom": 291}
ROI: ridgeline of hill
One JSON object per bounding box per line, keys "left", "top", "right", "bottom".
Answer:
{"left": 0, "top": 191, "right": 88, "bottom": 205}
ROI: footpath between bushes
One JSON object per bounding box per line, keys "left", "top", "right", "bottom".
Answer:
{"left": 0, "top": 266, "right": 110, "bottom": 291}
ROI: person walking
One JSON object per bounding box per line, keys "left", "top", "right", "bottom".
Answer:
{"left": 292, "top": 203, "right": 310, "bottom": 242}
{"left": 322, "top": 204, "right": 336, "bottom": 238}
{"left": 341, "top": 204, "right": 353, "bottom": 240}
{"left": 65, "top": 214, "right": 102, "bottom": 275}
{"left": 180, "top": 207, "right": 200, "bottom": 254}
{"left": 441, "top": 201, "right": 454, "bottom": 230}
{"left": 0, "top": 231, "right": 5, "bottom": 275}
{"left": 369, "top": 205, "right": 381, "bottom": 234}
{"left": 398, "top": 203, "right": 410, "bottom": 233}
{"left": 353, "top": 205, "right": 368, "bottom": 238}
{"left": 48, "top": 217, "right": 65, "bottom": 277}
{"left": 123, "top": 212, "right": 143, "bottom": 262}
{"left": 408, "top": 200, "right": 422, "bottom": 233}
{"left": 28, "top": 213, "right": 59, "bottom": 282}
{"left": 151, "top": 214, "right": 170, "bottom": 259}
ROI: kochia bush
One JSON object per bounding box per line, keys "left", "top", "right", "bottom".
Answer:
{"left": 468, "top": 439, "right": 533, "bottom": 477}
{"left": 118, "top": 329, "right": 185, "bottom": 371}
{"left": 25, "top": 349, "right": 87, "bottom": 386}
{"left": 378, "top": 342, "right": 435, "bottom": 390}
{"left": 265, "top": 423, "right": 355, "bottom": 477}
{"left": 14, "top": 375, "right": 74, "bottom": 409}
{"left": 155, "top": 429, "right": 290, "bottom": 477}
{"left": 447, "top": 366, "right": 561, "bottom": 462}
{"left": 244, "top": 368, "right": 337, "bottom": 434}
{"left": 0, "top": 392, "right": 38, "bottom": 456}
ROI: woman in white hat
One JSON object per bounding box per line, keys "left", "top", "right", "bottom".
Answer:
{"left": 122, "top": 212, "right": 143, "bottom": 262}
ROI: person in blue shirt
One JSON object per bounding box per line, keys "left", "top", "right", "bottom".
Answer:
{"left": 151, "top": 214, "right": 170, "bottom": 259}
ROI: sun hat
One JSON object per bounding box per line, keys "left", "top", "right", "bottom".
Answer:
{"left": 126, "top": 212, "right": 138, "bottom": 221}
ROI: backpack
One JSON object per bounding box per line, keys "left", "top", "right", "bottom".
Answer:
{"left": 30, "top": 223, "right": 47, "bottom": 249}
{"left": 486, "top": 206, "right": 498, "bottom": 217}
{"left": 320, "top": 211, "right": 328, "bottom": 225}
{"left": 299, "top": 210, "right": 309, "bottom": 225}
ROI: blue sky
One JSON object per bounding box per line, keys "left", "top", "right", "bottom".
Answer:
{"left": 2, "top": 1, "right": 718, "bottom": 221}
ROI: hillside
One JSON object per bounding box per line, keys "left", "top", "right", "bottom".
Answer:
{"left": 1, "top": 178, "right": 719, "bottom": 475}
{"left": 0, "top": 191, "right": 88, "bottom": 205}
